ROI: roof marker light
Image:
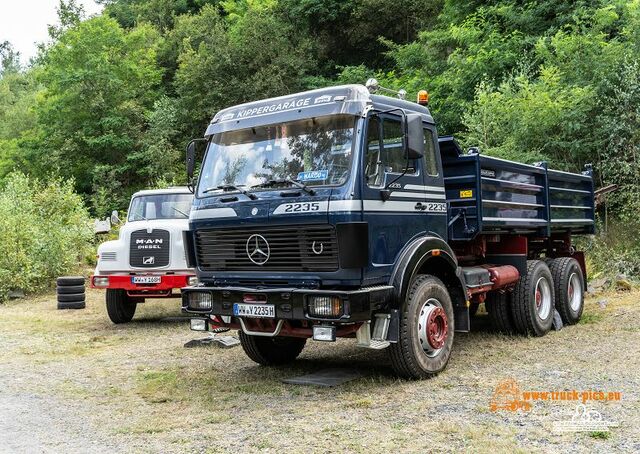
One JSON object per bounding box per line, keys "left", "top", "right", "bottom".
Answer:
{"left": 417, "top": 90, "right": 429, "bottom": 105}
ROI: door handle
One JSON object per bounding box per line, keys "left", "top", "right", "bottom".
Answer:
{"left": 415, "top": 202, "right": 426, "bottom": 211}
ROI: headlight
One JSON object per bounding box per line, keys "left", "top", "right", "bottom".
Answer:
{"left": 93, "top": 276, "right": 109, "bottom": 287}
{"left": 190, "top": 318, "right": 208, "bottom": 331}
{"left": 187, "top": 276, "right": 198, "bottom": 286}
{"left": 312, "top": 325, "right": 336, "bottom": 342}
{"left": 307, "top": 295, "right": 344, "bottom": 318}
{"left": 187, "top": 292, "right": 212, "bottom": 311}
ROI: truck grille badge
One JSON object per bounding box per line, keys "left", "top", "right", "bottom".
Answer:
{"left": 246, "top": 234, "right": 270, "bottom": 265}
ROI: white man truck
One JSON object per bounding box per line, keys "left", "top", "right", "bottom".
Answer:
{"left": 91, "top": 187, "right": 197, "bottom": 323}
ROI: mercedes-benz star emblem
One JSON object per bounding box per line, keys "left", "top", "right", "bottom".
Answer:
{"left": 246, "top": 234, "right": 270, "bottom": 265}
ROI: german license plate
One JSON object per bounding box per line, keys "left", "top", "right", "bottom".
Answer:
{"left": 233, "top": 303, "right": 275, "bottom": 318}
{"left": 131, "top": 276, "right": 161, "bottom": 284}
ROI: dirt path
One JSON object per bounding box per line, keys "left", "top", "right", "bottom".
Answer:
{"left": 0, "top": 288, "right": 638, "bottom": 453}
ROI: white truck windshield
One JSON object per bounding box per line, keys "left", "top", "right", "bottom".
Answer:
{"left": 198, "top": 114, "right": 355, "bottom": 196}
{"left": 128, "top": 193, "right": 194, "bottom": 221}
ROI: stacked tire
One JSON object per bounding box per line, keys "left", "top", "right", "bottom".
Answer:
{"left": 57, "top": 276, "right": 86, "bottom": 310}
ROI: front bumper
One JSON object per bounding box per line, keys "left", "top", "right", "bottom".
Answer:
{"left": 181, "top": 285, "right": 393, "bottom": 322}
{"left": 91, "top": 274, "right": 196, "bottom": 297}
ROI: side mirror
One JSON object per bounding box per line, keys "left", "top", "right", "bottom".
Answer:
{"left": 110, "top": 210, "right": 120, "bottom": 225}
{"left": 186, "top": 138, "right": 207, "bottom": 181}
{"left": 186, "top": 140, "right": 196, "bottom": 180}
{"left": 405, "top": 113, "right": 425, "bottom": 160}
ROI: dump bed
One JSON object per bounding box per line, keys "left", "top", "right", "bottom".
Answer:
{"left": 439, "top": 137, "right": 595, "bottom": 241}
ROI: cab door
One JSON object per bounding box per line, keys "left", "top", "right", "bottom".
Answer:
{"left": 420, "top": 125, "right": 447, "bottom": 240}
{"left": 361, "top": 113, "right": 430, "bottom": 284}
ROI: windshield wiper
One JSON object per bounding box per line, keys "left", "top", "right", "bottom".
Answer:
{"left": 171, "top": 207, "right": 189, "bottom": 218}
{"left": 251, "top": 178, "right": 316, "bottom": 196}
{"left": 203, "top": 184, "right": 258, "bottom": 200}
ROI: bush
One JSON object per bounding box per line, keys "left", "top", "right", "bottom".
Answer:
{"left": 0, "top": 172, "right": 93, "bottom": 301}
{"left": 578, "top": 218, "right": 640, "bottom": 281}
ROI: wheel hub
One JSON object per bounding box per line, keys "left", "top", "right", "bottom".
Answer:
{"left": 568, "top": 272, "right": 582, "bottom": 311}
{"left": 425, "top": 307, "right": 448, "bottom": 349}
{"left": 534, "top": 277, "right": 552, "bottom": 320}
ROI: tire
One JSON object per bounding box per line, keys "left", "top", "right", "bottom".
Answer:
{"left": 106, "top": 289, "right": 136, "bottom": 324}
{"left": 389, "top": 275, "right": 455, "bottom": 379}
{"left": 58, "top": 301, "right": 86, "bottom": 310}
{"left": 56, "top": 276, "right": 85, "bottom": 286}
{"left": 56, "top": 285, "right": 85, "bottom": 294}
{"left": 548, "top": 257, "right": 584, "bottom": 325}
{"left": 57, "top": 293, "right": 85, "bottom": 303}
{"left": 511, "top": 260, "right": 555, "bottom": 336}
{"left": 238, "top": 332, "right": 306, "bottom": 365}
{"left": 486, "top": 292, "right": 515, "bottom": 333}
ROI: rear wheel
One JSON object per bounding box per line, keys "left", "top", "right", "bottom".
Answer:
{"left": 106, "top": 289, "right": 137, "bottom": 324}
{"left": 389, "top": 275, "right": 454, "bottom": 379}
{"left": 486, "top": 292, "right": 515, "bottom": 333}
{"left": 511, "top": 260, "right": 555, "bottom": 336}
{"left": 239, "top": 333, "right": 306, "bottom": 365}
{"left": 548, "top": 257, "right": 584, "bottom": 325}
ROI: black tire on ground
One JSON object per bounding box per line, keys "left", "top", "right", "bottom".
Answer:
{"left": 56, "top": 276, "right": 85, "bottom": 286}
{"left": 57, "top": 293, "right": 85, "bottom": 303}
{"left": 486, "top": 292, "right": 515, "bottom": 333}
{"left": 106, "top": 289, "right": 137, "bottom": 324}
{"left": 238, "top": 332, "right": 306, "bottom": 365}
{"left": 511, "top": 260, "right": 555, "bottom": 336}
{"left": 57, "top": 301, "right": 86, "bottom": 310}
{"left": 548, "top": 257, "right": 584, "bottom": 325}
{"left": 56, "top": 285, "right": 86, "bottom": 294}
{"left": 389, "top": 275, "right": 455, "bottom": 379}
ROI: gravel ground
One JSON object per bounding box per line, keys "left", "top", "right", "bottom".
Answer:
{"left": 0, "top": 288, "right": 638, "bottom": 453}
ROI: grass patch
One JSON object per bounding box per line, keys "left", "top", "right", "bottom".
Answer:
{"left": 579, "top": 312, "right": 604, "bottom": 324}
{"left": 589, "top": 431, "right": 611, "bottom": 440}
{"left": 348, "top": 397, "right": 373, "bottom": 408}
{"left": 137, "top": 370, "right": 180, "bottom": 403}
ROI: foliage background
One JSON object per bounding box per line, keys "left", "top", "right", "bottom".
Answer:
{"left": 0, "top": 173, "right": 94, "bottom": 301}
{"left": 1, "top": 0, "right": 639, "bottom": 282}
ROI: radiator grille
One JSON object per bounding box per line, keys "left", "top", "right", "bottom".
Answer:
{"left": 196, "top": 225, "right": 338, "bottom": 272}
{"left": 130, "top": 229, "right": 170, "bottom": 268}
{"left": 100, "top": 251, "right": 117, "bottom": 261}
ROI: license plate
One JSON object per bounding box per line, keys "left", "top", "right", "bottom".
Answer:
{"left": 131, "top": 276, "right": 161, "bottom": 284}
{"left": 233, "top": 303, "right": 275, "bottom": 318}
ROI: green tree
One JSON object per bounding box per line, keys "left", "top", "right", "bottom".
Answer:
{"left": 33, "top": 16, "right": 163, "bottom": 209}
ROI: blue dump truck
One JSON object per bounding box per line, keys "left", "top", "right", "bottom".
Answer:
{"left": 182, "top": 81, "right": 595, "bottom": 379}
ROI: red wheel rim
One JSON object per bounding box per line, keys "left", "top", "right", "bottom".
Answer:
{"left": 426, "top": 307, "right": 448, "bottom": 349}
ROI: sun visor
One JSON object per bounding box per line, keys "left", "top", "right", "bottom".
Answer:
{"left": 205, "top": 85, "right": 371, "bottom": 137}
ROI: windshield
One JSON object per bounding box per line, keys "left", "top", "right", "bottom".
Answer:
{"left": 128, "top": 193, "right": 194, "bottom": 221}
{"left": 198, "top": 114, "right": 355, "bottom": 196}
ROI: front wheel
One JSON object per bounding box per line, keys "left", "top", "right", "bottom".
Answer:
{"left": 389, "top": 275, "right": 455, "bottom": 379}
{"left": 239, "top": 332, "right": 306, "bottom": 365}
{"left": 106, "top": 289, "right": 137, "bottom": 324}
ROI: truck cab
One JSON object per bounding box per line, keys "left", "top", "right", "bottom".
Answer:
{"left": 91, "top": 187, "right": 197, "bottom": 323}
{"left": 182, "top": 83, "right": 594, "bottom": 378}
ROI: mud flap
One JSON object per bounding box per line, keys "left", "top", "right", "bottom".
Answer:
{"left": 454, "top": 304, "right": 470, "bottom": 332}
{"left": 387, "top": 309, "right": 400, "bottom": 343}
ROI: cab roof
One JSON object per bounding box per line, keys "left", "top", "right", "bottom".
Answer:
{"left": 205, "top": 84, "right": 434, "bottom": 136}
{"left": 131, "top": 187, "right": 192, "bottom": 198}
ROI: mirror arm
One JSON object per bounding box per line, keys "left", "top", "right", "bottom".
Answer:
{"left": 380, "top": 159, "right": 411, "bottom": 201}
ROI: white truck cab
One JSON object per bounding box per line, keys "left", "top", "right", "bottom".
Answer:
{"left": 91, "top": 187, "right": 196, "bottom": 323}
